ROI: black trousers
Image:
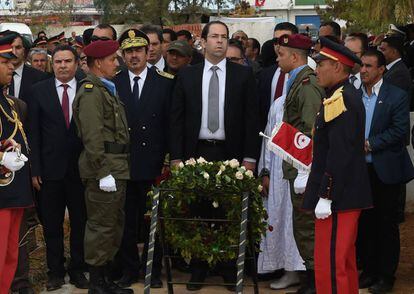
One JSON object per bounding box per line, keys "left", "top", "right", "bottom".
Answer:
{"left": 38, "top": 175, "right": 86, "bottom": 277}
{"left": 357, "top": 164, "right": 401, "bottom": 283}
{"left": 117, "top": 180, "right": 162, "bottom": 277}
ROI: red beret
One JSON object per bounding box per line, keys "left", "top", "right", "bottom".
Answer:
{"left": 278, "top": 34, "right": 312, "bottom": 50}
{"left": 83, "top": 40, "right": 119, "bottom": 58}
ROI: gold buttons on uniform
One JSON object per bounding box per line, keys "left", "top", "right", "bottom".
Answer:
{"left": 142, "top": 126, "right": 146, "bottom": 130}
{"left": 142, "top": 142, "right": 146, "bottom": 146}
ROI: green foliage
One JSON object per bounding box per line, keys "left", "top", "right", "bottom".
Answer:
{"left": 150, "top": 157, "right": 267, "bottom": 266}
{"left": 320, "top": 0, "right": 414, "bottom": 34}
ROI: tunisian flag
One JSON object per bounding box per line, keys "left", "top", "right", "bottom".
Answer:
{"left": 265, "top": 122, "right": 313, "bottom": 171}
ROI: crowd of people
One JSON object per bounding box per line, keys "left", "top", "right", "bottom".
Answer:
{"left": 0, "top": 19, "right": 413, "bottom": 294}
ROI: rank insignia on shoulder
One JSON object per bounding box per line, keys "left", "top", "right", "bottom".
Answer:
{"left": 156, "top": 68, "right": 174, "bottom": 79}
{"left": 84, "top": 83, "right": 94, "bottom": 91}
{"left": 323, "top": 86, "right": 347, "bottom": 122}
{"left": 302, "top": 77, "right": 310, "bottom": 84}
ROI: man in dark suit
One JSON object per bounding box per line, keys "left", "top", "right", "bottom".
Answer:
{"left": 113, "top": 29, "right": 174, "bottom": 288}
{"left": 141, "top": 25, "right": 168, "bottom": 71}
{"left": 28, "top": 45, "right": 88, "bottom": 291}
{"left": 357, "top": 49, "right": 414, "bottom": 293}
{"left": 170, "top": 20, "right": 259, "bottom": 291}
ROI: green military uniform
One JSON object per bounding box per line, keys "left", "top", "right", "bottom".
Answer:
{"left": 282, "top": 65, "right": 325, "bottom": 270}
{"left": 73, "top": 73, "right": 130, "bottom": 266}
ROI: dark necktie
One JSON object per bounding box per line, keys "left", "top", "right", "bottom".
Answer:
{"left": 349, "top": 75, "right": 357, "bottom": 87}
{"left": 9, "top": 71, "right": 16, "bottom": 96}
{"left": 274, "top": 70, "right": 285, "bottom": 100}
{"left": 208, "top": 66, "right": 219, "bottom": 133}
{"left": 132, "top": 76, "right": 140, "bottom": 101}
{"left": 61, "top": 84, "right": 70, "bottom": 129}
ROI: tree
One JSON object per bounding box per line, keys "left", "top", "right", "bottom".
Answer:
{"left": 320, "top": 0, "right": 414, "bottom": 33}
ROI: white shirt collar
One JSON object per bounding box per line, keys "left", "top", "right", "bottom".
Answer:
{"left": 148, "top": 57, "right": 165, "bottom": 71}
{"left": 14, "top": 63, "right": 24, "bottom": 76}
{"left": 204, "top": 57, "right": 227, "bottom": 72}
{"left": 55, "top": 77, "right": 76, "bottom": 89}
{"left": 128, "top": 67, "right": 148, "bottom": 82}
{"left": 363, "top": 78, "right": 383, "bottom": 97}
{"left": 386, "top": 58, "right": 402, "bottom": 70}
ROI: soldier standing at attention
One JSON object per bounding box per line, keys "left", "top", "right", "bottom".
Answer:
{"left": 276, "top": 33, "right": 325, "bottom": 294}
{"left": 72, "top": 39, "right": 132, "bottom": 294}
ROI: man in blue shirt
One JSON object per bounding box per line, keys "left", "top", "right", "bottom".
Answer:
{"left": 358, "top": 49, "right": 414, "bottom": 294}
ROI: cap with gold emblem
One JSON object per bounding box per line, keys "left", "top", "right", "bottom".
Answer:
{"left": 0, "top": 34, "right": 17, "bottom": 59}
{"left": 278, "top": 34, "right": 313, "bottom": 50}
{"left": 118, "top": 29, "right": 149, "bottom": 50}
{"left": 314, "top": 36, "right": 361, "bottom": 67}
{"left": 33, "top": 36, "right": 48, "bottom": 47}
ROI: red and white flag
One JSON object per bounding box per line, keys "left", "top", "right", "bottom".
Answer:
{"left": 261, "top": 122, "right": 313, "bottom": 171}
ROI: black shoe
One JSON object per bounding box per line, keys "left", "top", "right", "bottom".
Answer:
{"left": 89, "top": 266, "right": 113, "bottom": 294}
{"left": 106, "top": 280, "right": 134, "bottom": 294}
{"left": 117, "top": 272, "right": 139, "bottom": 288}
{"left": 186, "top": 269, "right": 207, "bottom": 291}
{"left": 69, "top": 271, "right": 89, "bottom": 289}
{"left": 150, "top": 276, "right": 163, "bottom": 288}
{"left": 359, "top": 273, "right": 377, "bottom": 289}
{"left": 46, "top": 276, "right": 65, "bottom": 291}
{"left": 17, "top": 287, "right": 35, "bottom": 294}
{"left": 368, "top": 279, "right": 394, "bottom": 294}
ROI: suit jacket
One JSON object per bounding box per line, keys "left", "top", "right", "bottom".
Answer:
{"left": 113, "top": 67, "right": 175, "bottom": 181}
{"left": 303, "top": 81, "right": 372, "bottom": 211}
{"left": 19, "top": 64, "right": 49, "bottom": 103}
{"left": 170, "top": 60, "right": 259, "bottom": 161}
{"left": 368, "top": 82, "right": 414, "bottom": 184}
{"left": 258, "top": 65, "right": 277, "bottom": 132}
{"left": 28, "top": 77, "right": 83, "bottom": 180}
{"left": 384, "top": 60, "right": 412, "bottom": 94}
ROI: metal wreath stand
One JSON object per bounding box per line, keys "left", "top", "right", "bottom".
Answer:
{"left": 143, "top": 187, "right": 260, "bottom": 294}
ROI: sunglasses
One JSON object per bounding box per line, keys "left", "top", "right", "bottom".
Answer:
{"left": 90, "top": 36, "right": 111, "bottom": 42}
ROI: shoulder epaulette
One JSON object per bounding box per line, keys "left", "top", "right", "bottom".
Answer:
{"left": 84, "top": 83, "right": 94, "bottom": 92}
{"left": 156, "top": 68, "right": 174, "bottom": 79}
{"left": 302, "top": 77, "right": 310, "bottom": 84}
{"left": 323, "top": 86, "right": 347, "bottom": 122}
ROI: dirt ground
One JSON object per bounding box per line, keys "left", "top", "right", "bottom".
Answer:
{"left": 30, "top": 214, "right": 414, "bottom": 293}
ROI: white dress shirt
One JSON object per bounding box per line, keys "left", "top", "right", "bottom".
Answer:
{"left": 10, "top": 63, "right": 24, "bottom": 98}
{"left": 386, "top": 58, "right": 402, "bottom": 70}
{"left": 147, "top": 57, "right": 165, "bottom": 71}
{"left": 270, "top": 67, "right": 288, "bottom": 104}
{"left": 199, "top": 58, "right": 227, "bottom": 140}
{"left": 128, "top": 67, "right": 148, "bottom": 98}
{"left": 55, "top": 78, "right": 77, "bottom": 121}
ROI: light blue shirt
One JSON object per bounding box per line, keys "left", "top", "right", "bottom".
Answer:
{"left": 100, "top": 78, "right": 117, "bottom": 96}
{"left": 362, "top": 79, "right": 383, "bottom": 162}
{"left": 286, "top": 65, "right": 307, "bottom": 93}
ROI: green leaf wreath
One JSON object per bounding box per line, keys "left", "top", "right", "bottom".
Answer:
{"left": 149, "top": 157, "right": 267, "bottom": 266}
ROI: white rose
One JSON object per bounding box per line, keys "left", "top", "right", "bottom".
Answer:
{"left": 223, "top": 160, "right": 229, "bottom": 166}
{"left": 220, "top": 165, "right": 226, "bottom": 172}
{"left": 258, "top": 185, "right": 263, "bottom": 192}
{"left": 212, "top": 201, "right": 219, "bottom": 208}
{"left": 197, "top": 157, "right": 207, "bottom": 164}
{"left": 216, "top": 170, "right": 222, "bottom": 176}
{"left": 185, "top": 158, "right": 196, "bottom": 166}
{"left": 203, "top": 172, "right": 210, "bottom": 180}
{"left": 235, "top": 171, "right": 244, "bottom": 180}
{"left": 240, "top": 166, "right": 246, "bottom": 171}
{"left": 245, "top": 170, "right": 254, "bottom": 178}
{"left": 229, "top": 159, "right": 240, "bottom": 168}
{"left": 178, "top": 162, "right": 184, "bottom": 168}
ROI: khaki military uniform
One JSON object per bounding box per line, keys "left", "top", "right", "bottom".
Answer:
{"left": 282, "top": 65, "right": 325, "bottom": 270}
{"left": 73, "top": 73, "right": 130, "bottom": 266}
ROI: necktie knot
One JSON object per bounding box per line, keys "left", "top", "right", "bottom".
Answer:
{"left": 61, "top": 84, "right": 69, "bottom": 90}
{"left": 134, "top": 76, "right": 140, "bottom": 82}
{"left": 211, "top": 65, "right": 219, "bottom": 72}
{"left": 350, "top": 75, "right": 357, "bottom": 84}
{"left": 12, "top": 71, "right": 16, "bottom": 77}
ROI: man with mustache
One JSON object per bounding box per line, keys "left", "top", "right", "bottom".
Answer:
{"left": 113, "top": 29, "right": 174, "bottom": 289}
{"left": 28, "top": 45, "right": 88, "bottom": 291}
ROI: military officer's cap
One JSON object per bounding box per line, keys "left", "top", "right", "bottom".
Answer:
{"left": 33, "top": 36, "right": 48, "bottom": 46}
{"left": 0, "top": 34, "right": 17, "bottom": 59}
{"left": 118, "top": 29, "right": 149, "bottom": 50}
{"left": 72, "top": 36, "right": 84, "bottom": 48}
{"left": 48, "top": 32, "right": 64, "bottom": 44}
{"left": 83, "top": 39, "right": 119, "bottom": 58}
{"left": 277, "top": 34, "right": 312, "bottom": 50}
{"left": 314, "top": 36, "right": 362, "bottom": 67}
{"left": 167, "top": 40, "right": 192, "bottom": 57}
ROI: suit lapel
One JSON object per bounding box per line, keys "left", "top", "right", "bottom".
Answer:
{"left": 224, "top": 62, "right": 233, "bottom": 115}
{"left": 19, "top": 65, "right": 28, "bottom": 99}
{"left": 48, "top": 79, "right": 67, "bottom": 128}
{"left": 137, "top": 68, "right": 154, "bottom": 116}
{"left": 194, "top": 63, "right": 204, "bottom": 134}
{"left": 370, "top": 82, "right": 388, "bottom": 135}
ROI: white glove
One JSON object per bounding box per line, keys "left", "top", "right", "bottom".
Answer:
{"left": 294, "top": 170, "right": 309, "bottom": 194}
{"left": 99, "top": 174, "right": 117, "bottom": 192}
{"left": 1, "top": 151, "right": 28, "bottom": 172}
{"left": 315, "top": 198, "right": 332, "bottom": 219}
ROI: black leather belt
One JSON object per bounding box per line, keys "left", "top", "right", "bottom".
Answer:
{"left": 104, "top": 142, "right": 130, "bottom": 154}
{"left": 198, "top": 139, "right": 225, "bottom": 146}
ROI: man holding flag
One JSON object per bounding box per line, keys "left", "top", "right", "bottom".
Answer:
{"left": 276, "top": 34, "right": 325, "bottom": 293}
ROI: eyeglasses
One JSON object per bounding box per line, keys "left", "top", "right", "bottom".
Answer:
{"left": 90, "top": 35, "right": 111, "bottom": 42}
{"left": 80, "top": 56, "right": 87, "bottom": 61}
{"left": 207, "top": 34, "right": 228, "bottom": 41}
